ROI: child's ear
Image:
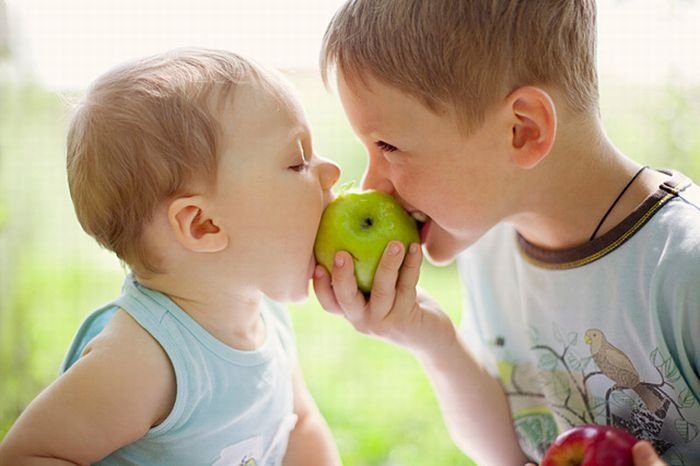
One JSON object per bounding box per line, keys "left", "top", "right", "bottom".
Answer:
{"left": 505, "top": 86, "right": 557, "bottom": 169}
{"left": 167, "top": 196, "right": 228, "bottom": 253}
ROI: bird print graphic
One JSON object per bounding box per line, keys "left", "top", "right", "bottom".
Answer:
{"left": 584, "top": 329, "right": 670, "bottom": 419}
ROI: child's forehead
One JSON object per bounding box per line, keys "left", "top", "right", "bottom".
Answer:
{"left": 338, "top": 68, "right": 473, "bottom": 137}
{"left": 217, "top": 79, "right": 308, "bottom": 160}
{"left": 339, "top": 69, "right": 442, "bottom": 112}
{"left": 339, "top": 71, "right": 443, "bottom": 121}
{"left": 229, "top": 78, "right": 305, "bottom": 123}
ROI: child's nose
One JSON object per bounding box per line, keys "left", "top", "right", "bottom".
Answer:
{"left": 318, "top": 157, "right": 341, "bottom": 190}
{"left": 362, "top": 177, "right": 394, "bottom": 195}
{"left": 361, "top": 160, "right": 393, "bottom": 193}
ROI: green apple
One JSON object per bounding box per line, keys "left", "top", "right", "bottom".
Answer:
{"left": 314, "top": 189, "right": 420, "bottom": 293}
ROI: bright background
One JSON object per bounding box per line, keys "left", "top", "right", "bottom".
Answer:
{"left": 1, "top": 1, "right": 699, "bottom": 465}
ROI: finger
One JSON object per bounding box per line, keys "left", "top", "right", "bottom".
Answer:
{"left": 392, "top": 242, "right": 422, "bottom": 313}
{"left": 396, "top": 242, "right": 422, "bottom": 294}
{"left": 632, "top": 441, "right": 665, "bottom": 466}
{"left": 331, "top": 251, "right": 366, "bottom": 321}
{"left": 312, "top": 265, "right": 343, "bottom": 315}
{"left": 368, "top": 241, "right": 406, "bottom": 314}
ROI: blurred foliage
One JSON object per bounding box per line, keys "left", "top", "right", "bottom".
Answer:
{"left": 599, "top": 80, "right": 700, "bottom": 175}
{"left": 0, "top": 71, "right": 698, "bottom": 465}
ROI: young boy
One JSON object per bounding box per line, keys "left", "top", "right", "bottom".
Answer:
{"left": 0, "top": 48, "right": 342, "bottom": 466}
{"left": 313, "top": 1, "right": 700, "bottom": 465}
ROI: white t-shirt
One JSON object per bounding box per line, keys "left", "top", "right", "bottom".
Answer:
{"left": 457, "top": 170, "right": 700, "bottom": 465}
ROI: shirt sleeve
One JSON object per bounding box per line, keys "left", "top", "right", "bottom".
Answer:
{"left": 653, "top": 194, "right": 700, "bottom": 404}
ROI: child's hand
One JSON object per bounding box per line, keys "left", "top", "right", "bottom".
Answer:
{"left": 633, "top": 441, "right": 667, "bottom": 466}
{"left": 313, "top": 241, "right": 453, "bottom": 357}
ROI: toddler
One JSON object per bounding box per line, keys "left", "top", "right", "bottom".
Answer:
{"left": 0, "top": 48, "right": 342, "bottom": 466}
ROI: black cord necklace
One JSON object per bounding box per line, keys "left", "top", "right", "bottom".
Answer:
{"left": 589, "top": 165, "right": 648, "bottom": 241}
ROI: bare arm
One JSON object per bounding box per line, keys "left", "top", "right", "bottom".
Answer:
{"left": 0, "top": 310, "right": 175, "bottom": 466}
{"left": 417, "top": 326, "right": 527, "bottom": 466}
{"left": 313, "top": 242, "right": 528, "bottom": 466}
{"left": 283, "top": 364, "right": 341, "bottom": 466}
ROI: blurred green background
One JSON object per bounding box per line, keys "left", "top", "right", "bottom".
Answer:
{"left": 2, "top": 2, "right": 700, "bottom": 462}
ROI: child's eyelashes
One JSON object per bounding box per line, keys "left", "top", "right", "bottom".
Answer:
{"left": 375, "top": 140, "right": 398, "bottom": 153}
{"left": 289, "top": 139, "right": 311, "bottom": 172}
{"left": 288, "top": 160, "right": 310, "bottom": 172}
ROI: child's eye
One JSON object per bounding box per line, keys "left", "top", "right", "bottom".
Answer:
{"left": 375, "top": 140, "right": 398, "bottom": 153}
{"left": 289, "top": 160, "right": 309, "bottom": 172}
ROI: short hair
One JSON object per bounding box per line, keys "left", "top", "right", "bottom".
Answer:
{"left": 320, "top": 0, "right": 599, "bottom": 132}
{"left": 66, "top": 48, "right": 276, "bottom": 273}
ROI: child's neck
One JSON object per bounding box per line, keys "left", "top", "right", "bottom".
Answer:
{"left": 137, "top": 271, "right": 267, "bottom": 351}
{"left": 509, "top": 116, "right": 667, "bottom": 251}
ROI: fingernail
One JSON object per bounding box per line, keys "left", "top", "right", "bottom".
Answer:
{"left": 314, "top": 265, "right": 325, "bottom": 278}
{"left": 409, "top": 243, "right": 419, "bottom": 254}
{"left": 389, "top": 242, "right": 402, "bottom": 255}
{"left": 334, "top": 253, "right": 345, "bottom": 267}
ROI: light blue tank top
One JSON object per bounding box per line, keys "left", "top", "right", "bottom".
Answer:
{"left": 61, "top": 275, "right": 298, "bottom": 466}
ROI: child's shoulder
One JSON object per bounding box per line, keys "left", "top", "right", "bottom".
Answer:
{"left": 59, "top": 278, "right": 177, "bottom": 417}
{"left": 75, "top": 308, "right": 176, "bottom": 406}
{"left": 52, "top": 308, "right": 176, "bottom": 457}
{"left": 656, "top": 171, "right": 700, "bottom": 245}
{"left": 675, "top": 174, "right": 700, "bottom": 210}
{"left": 83, "top": 308, "right": 172, "bottom": 364}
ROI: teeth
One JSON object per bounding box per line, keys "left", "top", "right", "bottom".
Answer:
{"left": 411, "top": 211, "right": 428, "bottom": 223}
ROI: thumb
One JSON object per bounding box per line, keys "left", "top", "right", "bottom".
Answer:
{"left": 632, "top": 441, "right": 665, "bottom": 466}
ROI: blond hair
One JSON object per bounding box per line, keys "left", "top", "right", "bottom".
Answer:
{"left": 321, "top": 0, "right": 599, "bottom": 132}
{"left": 67, "top": 48, "right": 272, "bottom": 273}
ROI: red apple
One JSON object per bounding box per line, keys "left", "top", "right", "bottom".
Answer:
{"left": 541, "top": 424, "right": 637, "bottom": 466}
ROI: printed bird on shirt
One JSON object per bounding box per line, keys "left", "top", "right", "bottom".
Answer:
{"left": 584, "top": 328, "right": 669, "bottom": 419}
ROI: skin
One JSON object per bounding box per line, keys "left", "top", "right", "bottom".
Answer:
{"left": 0, "top": 80, "right": 342, "bottom": 465}
{"left": 314, "top": 71, "right": 669, "bottom": 466}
